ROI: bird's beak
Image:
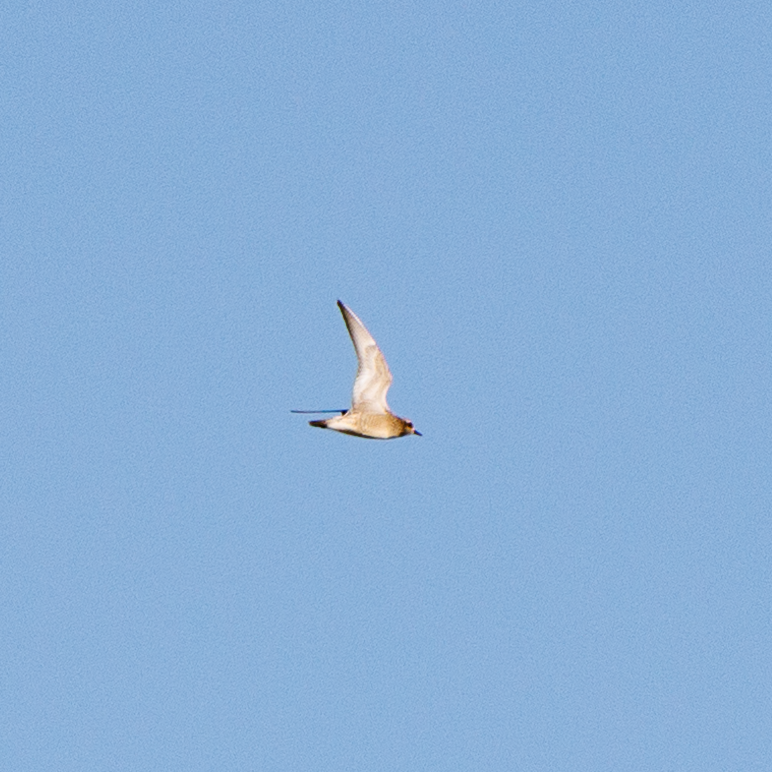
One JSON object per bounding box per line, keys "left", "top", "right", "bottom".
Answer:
{"left": 413, "top": 429, "right": 422, "bottom": 436}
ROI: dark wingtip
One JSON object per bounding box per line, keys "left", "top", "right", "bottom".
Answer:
{"left": 291, "top": 409, "right": 347, "bottom": 414}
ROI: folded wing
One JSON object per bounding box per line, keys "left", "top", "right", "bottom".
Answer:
{"left": 337, "top": 300, "right": 393, "bottom": 412}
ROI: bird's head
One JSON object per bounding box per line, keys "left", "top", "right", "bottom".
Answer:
{"left": 402, "top": 419, "right": 422, "bottom": 437}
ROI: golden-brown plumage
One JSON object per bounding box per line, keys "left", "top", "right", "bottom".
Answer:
{"left": 299, "top": 301, "right": 421, "bottom": 440}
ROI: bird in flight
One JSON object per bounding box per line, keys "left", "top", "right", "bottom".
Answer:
{"left": 292, "top": 300, "right": 421, "bottom": 439}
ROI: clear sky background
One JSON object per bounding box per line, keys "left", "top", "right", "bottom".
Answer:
{"left": 2, "top": 2, "right": 770, "bottom": 770}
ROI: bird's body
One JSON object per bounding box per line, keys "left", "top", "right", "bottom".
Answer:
{"left": 309, "top": 411, "right": 414, "bottom": 439}
{"left": 295, "top": 301, "right": 421, "bottom": 440}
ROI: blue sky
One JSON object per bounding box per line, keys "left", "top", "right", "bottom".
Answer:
{"left": 2, "top": 1, "right": 770, "bottom": 769}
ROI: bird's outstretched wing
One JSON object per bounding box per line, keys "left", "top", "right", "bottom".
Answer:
{"left": 337, "top": 300, "right": 393, "bottom": 412}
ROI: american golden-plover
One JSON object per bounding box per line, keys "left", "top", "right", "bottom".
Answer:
{"left": 292, "top": 300, "right": 421, "bottom": 440}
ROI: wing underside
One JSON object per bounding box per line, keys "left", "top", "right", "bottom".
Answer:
{"left": 337, "top": 301, "right": 393, "bottom": 412}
